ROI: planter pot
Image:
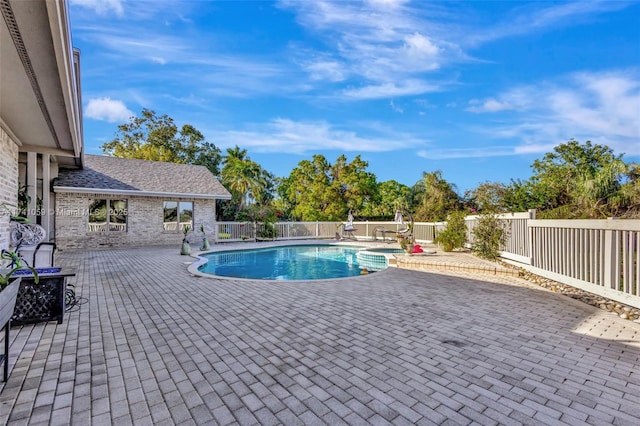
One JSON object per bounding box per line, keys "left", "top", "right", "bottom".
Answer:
{"left": 1, "top": 277, "right": 21, "bottom": 382}
{"left": 0, "top": 278, "right": 21, "bottom": 327}
{"left": 12, "top": 269, "right": 74, "bottom": 325}
{"left": 180, "top": 242, "right": 191, "bottom": 255}
{"left": 200, "top": 238, "right": 210, "bottom": 251}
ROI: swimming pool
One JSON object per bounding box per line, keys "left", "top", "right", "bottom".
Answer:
{"left": 196, "top": 244, "right": 386, "bottom": 280}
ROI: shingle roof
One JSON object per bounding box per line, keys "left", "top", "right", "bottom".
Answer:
{"left": 54, "top": 155, "right": 231, "bottom": 199}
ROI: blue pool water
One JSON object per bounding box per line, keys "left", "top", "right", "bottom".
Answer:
{"left": 198, "top": 245, "right": 382, "bottom": 280}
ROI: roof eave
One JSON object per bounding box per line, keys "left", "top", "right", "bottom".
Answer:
{"left": 48, "top": 0, "right": 83, "bottom": 158}
{"left": 53, "top": 186, "right": 233, "bottom": 200}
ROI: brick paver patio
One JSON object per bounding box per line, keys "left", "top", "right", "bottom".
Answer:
{"left": 1, "top": 244, "right": 639, "bottom": 425}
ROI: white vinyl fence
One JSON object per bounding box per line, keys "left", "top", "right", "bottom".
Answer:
{"left": 472, "top": 213, "right": 640, "bottom": 309}
{"left": 217, "top": 221, "right": 343, "bottom": 242}
{"left": 525, "top": 219, "right": 640, "bottom": 308}
{"left": 215, "top": 221, "right": 439, "bottom": 243}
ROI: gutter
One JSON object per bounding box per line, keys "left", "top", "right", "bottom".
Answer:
{"left": 52, "top": 186, "right": 232, "bottom": 200}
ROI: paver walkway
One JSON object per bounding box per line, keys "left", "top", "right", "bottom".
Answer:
{"left": 1, "top": 244, "right": 639, "bottom": 425}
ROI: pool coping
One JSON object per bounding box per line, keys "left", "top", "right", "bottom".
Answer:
{"left": 187, "top": 240, "right": 397, "bottom": 282}
{"left": 187, "top": 239, "right": 521, "bottom": 280}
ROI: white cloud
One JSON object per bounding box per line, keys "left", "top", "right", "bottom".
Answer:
{"left": 467, "top": 98, "right": 514, "bottom": 113}
{"left": 467, "top": 1, "right": 632, "bottom": 46}
{"left": 71, "top": 0, "right": 124, "bottom": 16}
{"left": 513, "top": 143, "right": 558, "bottom": 155}
{"left": 73, "top": 23, "right": 296, "bottom": 98}
{"left": 150, "top": 56, "right": 167, "bottom": 65}
{"left": 462, "top": 70, "right": 640, "bottom": 157}
{"left": 207, "top": 118, "right": 424, "bottom": 154}
{"left": 404, "top": 33, "right": 440, "bottom": 59}
{"left": 85, "top": 98, "right": 134, "bottom": 123}
{"left": 364, "top": 0, "right": 410, "bottom": 8}
{"left": 304, "top": 60, "right": 347, "bottom": 82}
{"left": 343, "top": 80, "right": 441, "bottom": 99}
{"left": 281, "top": 0, "right": 460, "bottom": 98}
{"left": 389, "top": 100, "right": 404, "bottom": 113}
{"left": 284, "top": 0, "right": 631, "bottom": 97}
{"left": 99, "top": 34, "right": 187, "bottom": 61}
{"left": 417, "top": 146, "right": 518, "bottom": 160}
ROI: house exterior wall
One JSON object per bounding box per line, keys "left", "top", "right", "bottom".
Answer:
{"left": 0, "top": 126, "right": 19, "bottom": 251}
{"left": 54, "top": 192, "right": 217, "bottom": 250}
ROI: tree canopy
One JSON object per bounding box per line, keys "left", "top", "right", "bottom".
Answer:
{"left": 512, "top": 140, "right": 631, "bottom": 218}
{"left": 456, "top": 140, "right": 637, "bottom": 219}
{"left": 361, "top": 180, "right": 412, "bottom": 218}
{"left": 101, "top": 108, "right": 222, "bottom": 175}
{"left": 101, "top": 112, "right": 638, "bottom": 221}
{"left": 412, "top": 170, "right": 461, "bottom": 221}
{"left": 464, "top": 182, "right": 509, "bottom": 213}
{"left": 279, "top": 154, "right": 378, "bottom": 221}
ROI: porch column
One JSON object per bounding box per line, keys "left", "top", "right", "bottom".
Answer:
{"left": 26, "top": 152, "right": 37, "bottom": 222}
{"left": 41, "top": 154, "right": 51, "bottom": 239}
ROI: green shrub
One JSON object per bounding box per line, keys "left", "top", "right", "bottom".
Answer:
{"left": 435, "top": 211, "right": 467, "bottom": 251}
{"left": 258, "top": 220, "right": 277, "bottom": 239}
{"left": 471, "top": 213, "right": 507, "bottom": 260}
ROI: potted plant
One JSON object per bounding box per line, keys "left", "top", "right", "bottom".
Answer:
{"left": 1, "top": 250, "right": 38, "bottom": 381}
{"left": 199, "top": 224, "right": 210, "bottom": 250}
{"left": 1, "top": 250, "right": 38, "bottom": 327}
{"left": 180, "top": 225, "right": 191, "bottom": 255}
{"left": 397, "top": 233, "right": 414, "bottom": 253}
{"left": 396, "top": 214, "right": 415, "bottom": 253}
{"left": 1, "top": 198, "right": 36, "bottom": 329}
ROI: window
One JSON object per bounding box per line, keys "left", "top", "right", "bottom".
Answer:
{"left": 163, "top": 201, "right": 193, "bottom": 231}
{"left": 88, "top": 199, "right": 128, "bottom": 232}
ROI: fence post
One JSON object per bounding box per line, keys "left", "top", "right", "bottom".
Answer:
{"left": 603, "top": 218, "right": 616, "bottom": 290}
{"left": 527, "top": 210, "right": 536, "bottom": 263}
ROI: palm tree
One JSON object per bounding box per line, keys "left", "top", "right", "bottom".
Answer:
{"left": 221, "top": 146, "right": 270, "bottom": 210}
{"left": 575, "top": 159, "right": 628, "bottom": 218}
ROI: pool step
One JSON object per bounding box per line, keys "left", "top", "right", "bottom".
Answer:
{"left": 356, "top": 250, "right": 392, "bottom": 271}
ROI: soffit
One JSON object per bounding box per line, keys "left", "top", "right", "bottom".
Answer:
{"left": 0, "top": 0, "right": 79, "bottom": 158}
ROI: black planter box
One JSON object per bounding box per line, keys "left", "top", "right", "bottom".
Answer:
{"left": 11, "top": 268, "right": 75, "bottom": 325}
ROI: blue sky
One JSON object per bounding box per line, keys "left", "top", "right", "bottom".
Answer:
{"left": 69, "top": 0, "right": 640, "bottom": 192}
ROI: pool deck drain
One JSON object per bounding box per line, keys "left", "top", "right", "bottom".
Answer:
{"left": 1, "top": 243, "right": 639, "bottom": 425}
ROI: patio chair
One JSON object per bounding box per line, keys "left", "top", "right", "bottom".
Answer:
{"left": 339, "top": 223, "right": 358, "bottom": 240}
{"left": 372, "top": 226, "right": 397, "bottom": 243}
{"left": 340, "top": 211, "right": 358, "bottom": 240}
{"left": 31, "top": 241, "right": 56, "bottom": 268}
{"left": 23, "top": 242, "right": 56, "bottom": 268}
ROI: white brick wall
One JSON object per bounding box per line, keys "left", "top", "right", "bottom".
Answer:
{"left": 54, "top": 192, "right": 217, "bottom": 250}
{"left": 0, "top": 127, "right": 19, "bottom": 251}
